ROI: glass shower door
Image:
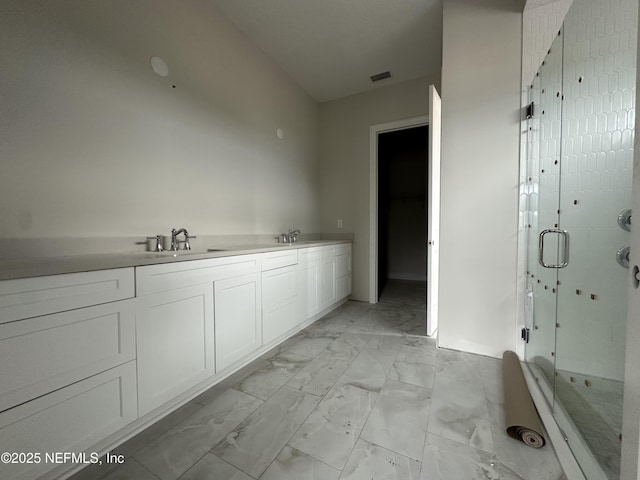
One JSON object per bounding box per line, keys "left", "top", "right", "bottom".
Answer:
{"left": 552, "top": 0, "right": 636, "bottom": 477}
{"left": 524, "top": 29, "right": 564, "bottom": 406}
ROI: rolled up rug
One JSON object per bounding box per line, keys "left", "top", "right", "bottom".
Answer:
{"left": 502, "top": 350, "right": 546, "bottom": 448}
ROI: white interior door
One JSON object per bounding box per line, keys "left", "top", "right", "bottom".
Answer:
{"left": 427, "top": 84, "right": 441, "bottom": 336}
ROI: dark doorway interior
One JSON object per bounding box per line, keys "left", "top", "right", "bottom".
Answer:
{"left": 377, "top": 126, "right": 428, "bottom": 301}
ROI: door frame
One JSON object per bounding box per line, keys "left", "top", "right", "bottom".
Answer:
{"left": 368, "top": 115, "right": 429, "bottom": 304}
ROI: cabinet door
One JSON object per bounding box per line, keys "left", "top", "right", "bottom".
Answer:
{"left": 136, "top": 284, "right": 214, "bottom": 416}
{"left": 335, "top": 252, "right": 352, "bottom": 278}
{"left": 318, "top": 257, "right": 336, "bottom": 310}
{"left": 262, "top": 266, "right": 298, "bottom": 344}
{"left": 335, "top": 251, "right": 352, "bottom": 300}
{"left": 214, "top": 273, "right": 262, "bottom": 372}
{"left": 336, "top": 275, "right": 352, "bottom": 300}
{"left": 297, "top": 260, "right": 320, "bottom": 319}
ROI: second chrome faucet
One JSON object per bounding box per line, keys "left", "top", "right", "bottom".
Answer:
{"left": 170, "top": 228, "right": 196, "bottom": 251}
{"left": 278, "top": 228, "right": 300, "bottom": 244}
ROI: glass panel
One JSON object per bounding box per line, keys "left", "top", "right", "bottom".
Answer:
{"left": 554, "top": 0, "right": 637, "bottom": 477}
{"left": 524, "top": 30, "right": 564, "bottom": 405}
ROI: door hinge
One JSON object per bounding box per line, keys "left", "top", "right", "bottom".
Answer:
{"left": 521, "top": 327, "right": 530, "bottom": 343}
{"left": 526, "top": 102, "right": 535, "bottom": 119}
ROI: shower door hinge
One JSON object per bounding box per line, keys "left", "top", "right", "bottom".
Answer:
{"left": 521, "top": 327, "right": 530, "bottom": 343}
{"left": 526, "top": 102, "right": 535, "bottom": 119}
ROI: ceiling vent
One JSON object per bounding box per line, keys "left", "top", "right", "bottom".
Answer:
{"left": 370, "top": 71, "right": 392, "bottom": 82}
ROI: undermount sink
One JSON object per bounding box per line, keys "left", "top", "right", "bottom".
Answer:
{"left": 144, "top": 249, "right": 214, "bottom": 257}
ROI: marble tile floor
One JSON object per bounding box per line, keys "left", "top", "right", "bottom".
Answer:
{"left": 71, "top": 300, "right": 566, "bottom": 480}
{"left": 378, "top": 279, "right": 427, "bottom": 310}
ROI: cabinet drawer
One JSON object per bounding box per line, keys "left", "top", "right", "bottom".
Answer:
{"left": 0, "top": 268, "right": 134, "bottom": 324}
{"left": 298, "top": 245, "right": 335, "bottom": 262}
{"left": 136, "top": 254, "right": 261, "bottom": 296}
{"left": 335, "top": 243, "right": 352, "bottom": 255}
{"left": 0, "top": 362, "right": 137, "bottom": 480}
{"left": 262, "top": 249, "right": 298, "bottom": 271}
{"left": 262, "top": 265, "right": 297, "bottom": 311}
{"left": 0, "top": 299, "right": 135, "bottom": 413}
{"left": 336, "top": 253, "right": 352, "bottom": 278}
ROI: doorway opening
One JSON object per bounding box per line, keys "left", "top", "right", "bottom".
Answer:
{"left": 377, "top": 126, "right": 428, "bottom": 310}
{"left": 368, "top": 86, "right": 440, "bottom": 336}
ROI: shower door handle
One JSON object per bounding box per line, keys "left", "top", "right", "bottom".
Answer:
{"left": 538, "top": 229, "right": 570, "bottom": 268}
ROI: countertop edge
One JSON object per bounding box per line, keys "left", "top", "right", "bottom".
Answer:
{"left": 0, "top": 240, "right": 353, "bottom": 281}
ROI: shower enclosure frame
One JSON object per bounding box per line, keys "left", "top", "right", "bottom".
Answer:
{"left": 517, "top": 0, "right": 638, "bottom": 478}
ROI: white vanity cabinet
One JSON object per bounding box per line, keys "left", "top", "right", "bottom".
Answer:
{"left": 0, "top": 268, "right": 137, "bottom": 480}
{"left": 134, "top": 254, "right": 261, "bottom": 415}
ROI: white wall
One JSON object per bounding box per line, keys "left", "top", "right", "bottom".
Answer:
{"left": 319, "top": 78, "right": 436, "bottom": 301}
{"left": 0, "top": 0, "right": 320, "bottom": 240}
{"left": 439, "top": 0, "right": 523, "bottom": 357}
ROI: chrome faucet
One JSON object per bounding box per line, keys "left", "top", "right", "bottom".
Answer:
{"left": 288, "top": 229, "right": 301, "bottom": 243}
{"left": 170, "top": 228, "right": 196, "bottom": 251}
{"left": 275, "top": 229, "right": 300, "bottom": 244}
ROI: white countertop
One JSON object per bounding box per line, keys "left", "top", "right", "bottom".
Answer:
{"left": 0, "top": 240, "right": 351, "bottom": 281}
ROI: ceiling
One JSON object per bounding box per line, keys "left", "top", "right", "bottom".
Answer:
{"left": 209, "top": 0, "right": 443, "bottom": 103}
